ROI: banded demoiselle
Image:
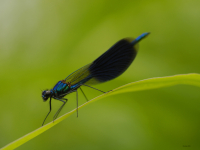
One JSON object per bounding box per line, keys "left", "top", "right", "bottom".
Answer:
{"left": 42, "top": 32, "right": 150, "bottom": 126}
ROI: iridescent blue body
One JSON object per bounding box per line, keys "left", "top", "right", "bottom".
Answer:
{"left": 52, "top": 81, "right": 73, "bottom": 97}
{"left": 41, "top": 32, "right": 150, "bottom": 126}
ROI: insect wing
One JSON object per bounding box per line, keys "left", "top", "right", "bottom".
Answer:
{"left": 87, "top": 38, "right": 138, "bottom": 84}
{"left": 65, "top": 63, "right": 92, "bottom": 86}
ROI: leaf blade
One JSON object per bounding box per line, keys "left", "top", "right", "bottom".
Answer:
{"left": 1, "top": 73, "right": 200, "bottom": 150}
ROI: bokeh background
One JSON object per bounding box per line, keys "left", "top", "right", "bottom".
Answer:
{"left": 0, "top": 0, "right": 200, "bottom": 149}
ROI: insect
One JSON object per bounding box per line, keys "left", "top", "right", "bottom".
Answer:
{"left": 42, "top": 32, "right": 150, "bottom": 126}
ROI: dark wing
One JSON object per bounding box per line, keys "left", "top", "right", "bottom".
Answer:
{"left": 65, "top": 33, "right": 149, "bottom": 85}
{"left": 87, "top": 38, "right": 138, "bottom": 84}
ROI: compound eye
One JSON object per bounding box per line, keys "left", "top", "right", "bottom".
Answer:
{"left": 42, "top": 91, "right": 46, "bottom": 95}
{"left": 42, "top": 90, "right": 51, "bottom": 101}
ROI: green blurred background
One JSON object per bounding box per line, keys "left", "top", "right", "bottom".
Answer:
{"left": 0, "top": 0, "right": 200, "bottom": 149}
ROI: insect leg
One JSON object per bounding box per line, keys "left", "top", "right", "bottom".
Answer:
{"left": 82, "top": 84, "right": 106, "bottom": 93}
{"left": 42, "top": 97, "right": 52, "bottom": 126}
{"left": 53, "top": 98, "right": 68, "bottom": 121}
{"left": 76, "top": 90, "right": 78, "bottom": 117}
{"left": 80, "top": 87, "right": 89, "bottom": 101}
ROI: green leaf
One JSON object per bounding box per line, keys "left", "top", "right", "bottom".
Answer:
{"left": 1, "top": 73, "right": 200, "bottom": 150}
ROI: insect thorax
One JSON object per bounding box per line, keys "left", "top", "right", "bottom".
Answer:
{"left": 51, "top": 80, "right": 72, "bottom": 97}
